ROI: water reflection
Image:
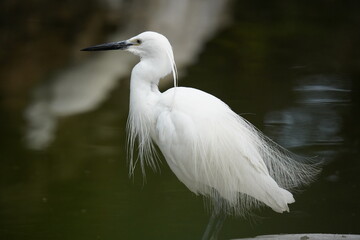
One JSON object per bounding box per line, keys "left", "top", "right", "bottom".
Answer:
{"left": 264, "top": 74, "right": 351, "bottom": 161}
{"left": 24, "top": 0, "right": 230, "bottom": 150}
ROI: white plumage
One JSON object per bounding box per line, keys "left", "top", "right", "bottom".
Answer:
{"left": 82, "top": 31, "right": 319, "bottom": 217}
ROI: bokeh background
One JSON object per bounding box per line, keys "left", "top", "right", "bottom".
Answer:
{"left": 1, "top": 0, "right": 359, "bottom": 239}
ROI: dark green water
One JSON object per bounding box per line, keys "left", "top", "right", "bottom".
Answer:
{"left": 1, "top": 1, "right": 359, "bottom": 240}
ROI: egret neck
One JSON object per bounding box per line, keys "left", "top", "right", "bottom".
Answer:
{"left": 129, "top": 50, "right": 174, "bottom": 116}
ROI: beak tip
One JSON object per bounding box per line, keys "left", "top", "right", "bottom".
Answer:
{"left": 80, "top": 46, "right": 95, "bottom": 51}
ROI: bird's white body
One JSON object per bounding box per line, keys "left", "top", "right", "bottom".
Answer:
{"left": 136, "top": 85, "right": 294, "bottom": 213}
{"left": 83, "top": 31, "right": 319, "bottom": 217}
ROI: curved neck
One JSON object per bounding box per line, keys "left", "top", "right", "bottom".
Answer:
{"left": 130, "top": 60, "right": 161, "bottom": 95}
{"left": 129, "top": 60, "right": 163, "bottom": 120}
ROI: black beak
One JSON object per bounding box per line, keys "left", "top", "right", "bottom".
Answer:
{"left": 81, "top": 40, "right": 132, "bottom": 51}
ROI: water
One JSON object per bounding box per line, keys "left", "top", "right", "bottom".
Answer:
{"left": 1, "top": 1, "right": 359, "bottom": 239}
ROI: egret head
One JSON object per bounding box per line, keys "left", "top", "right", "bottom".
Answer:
{"left": 82, "top": 31, "right": 172, "bottom": 58}
{"left": 82, "top": 31, "right": 178, "bottom": 85}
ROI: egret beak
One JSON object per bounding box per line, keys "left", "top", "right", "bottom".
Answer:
{"left": 81, "top": 40, "right": 132, "bottom": 51}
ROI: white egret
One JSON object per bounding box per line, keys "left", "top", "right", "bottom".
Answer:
{"left": 82, "top": 31, "right": 320, "bottom": 238}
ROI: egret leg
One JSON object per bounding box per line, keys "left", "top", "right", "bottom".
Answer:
{"left": 201, "top": 211, "right": 226, "bottom": 240}
{"left": 201, "top": 196, "right": 226, "bottom": 240}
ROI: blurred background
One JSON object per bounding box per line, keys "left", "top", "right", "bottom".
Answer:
{"left": 0, "top": 0, "right": 359, "bottom": 239}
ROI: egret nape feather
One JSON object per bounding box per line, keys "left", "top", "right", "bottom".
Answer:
{"left": 82, "top": 31, "right": 320, "bottom": 217}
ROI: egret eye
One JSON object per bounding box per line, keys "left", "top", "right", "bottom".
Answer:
{"left": 136, "top": 39, "right": 142, "bottom": 45}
